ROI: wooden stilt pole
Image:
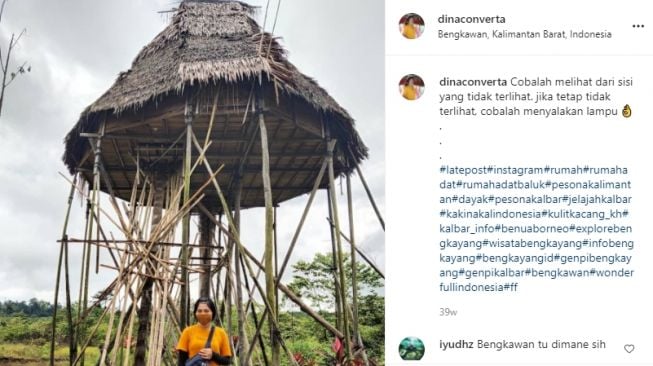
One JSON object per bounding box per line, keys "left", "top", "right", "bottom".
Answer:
{"left": 78, "top": 123, "right": 104, "bottom": 366}
{"left": 215, "top": 215, "right": 224, "bottom": 326}
{"left": 326, "top": 187, "right": 343, "bottom": 332}
{"left": 198, "top": 204, "right": 346, "bottom": 344}
{"left": 354, "top": 165, "right": 384, "bottom": 231}
{"left": 199, "top": 213, "right": 214, "bottom": 298}
{"left": 50, "top": 174, "right": 77, "bottom": 366}
{"left": 347, "top": 174, "right": 369, "bottom": 366}
{"left": 226, "top": 223, "right": 233, "bottom": 345}
{"left": 326, "top": 133, "right": 352, "bottom": 358}
{"left": 324, "top": 131, "right": 343, "bottom": 334}
{"left": 273, "top": 206, "right": 279, "bottom": 318}
{"left": 275, "top": 140, "right": 335, "bottom": 285}
{"left": 257, "top": 89, "right": 280, "bottom": 366}
{"left": 64, "top": 224, "right": 75, "bottom": 366}
{"left": 234, "top": 175, "right": 250, "bottom": 366}
{"left": 181, "top": 99, "right": 194, "bottom": 329}
{"left": 329, "top": 221, "right": 384, "bottom": 279}
{"left": 239, "top": 253, "right": 269, "bottom": 366}
{"left": 190, "top": 135, "right": 298, "bottom": 366}
{"left": 135, "top": 173, "right": 165, "bottom": 366}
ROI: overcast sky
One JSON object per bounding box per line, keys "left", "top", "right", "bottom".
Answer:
{"left": 0, "top": 0, "right": 384, "bottom": 303}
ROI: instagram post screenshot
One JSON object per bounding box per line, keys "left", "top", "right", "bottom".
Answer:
{"left": 387, "top": 0, "right": 652, "bottom": 365}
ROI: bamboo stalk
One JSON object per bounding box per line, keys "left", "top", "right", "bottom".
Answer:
{"left": 199, "top": 214, "right": 214, "bottom": 297}
{"left": 180, "top": 99, "right": 193, "bottom": 329}
{"left": 64, "top": 227, "right": 75, "bottom": 366}
{"left": 233, "top": 176, "right": 250, "bottom": 366}
{"left": 76, "top": 197, "right": 93, "bottom": 366}
{"left": 273, "top": 206, "right": 279, "bottom": 319}
{"left": 99, "top": 246, "right": 130, "bottom": 365}
{"left": 327, "top": 223, "right": 384, "bottom": 279}
{"left": 326, "top": 136, "right": 352, "bottom": 357}
{"left": 347, "top": 175, "right": 369, "bottom": 366}
{"left": 275, "top": 141, "right": 334, "bottom": 284}
{"left": 190, "top": 159, "right": 298, "bottom": 366}
{"left": 355, "top": 165, "right": 385, "bottom": 231}
{"left": 238, "top": 252, "right": 269, "bottom": 366}
{"left": 50, "top": 174, "right": 77, "bottom": 366}
{"left": 326, "top": 186, "right": 342, "bottom": 332}
{"left": 200, "top": 204, "right": 345, "bottom": 341}
{"left": 257, "top": 97, "right": 280, "bottom": 366}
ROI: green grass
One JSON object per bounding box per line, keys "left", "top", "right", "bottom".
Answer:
{"left": 0, "top": 343, "right": 99, "bottom": 363}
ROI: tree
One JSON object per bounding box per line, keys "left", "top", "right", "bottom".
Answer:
{"left": 0, "top": 0, "right": 30, "bottom": 118}
{"left": 288, "top": 252, "right": 382, "bottom": 311}
{"left": 286, "top": 252, "right": 385, "bottom": 363}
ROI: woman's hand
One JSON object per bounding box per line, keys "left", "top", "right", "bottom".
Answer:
{"left": 199, "top": 347, "right": 213, "bottom": 359}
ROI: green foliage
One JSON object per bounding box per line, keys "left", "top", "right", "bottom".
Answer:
{"left": 0, "top": 316, "right": 100, "bottom": 363}
{"left": 288, "top": 252, "right": 382, "bottom": 310}
{"left": 357, "top": 295, "right": 384, "bottom": 362}
{"left": 283, "top": 252, "right": 385, "bottom": 364}
{"left": 0, "top": 300, "right": 111, "bottom": 363}
{"left": 286, "top": 337, "right": 331, "bottom": 366}
{"left": 0, "top": 298, "right": 56, "bottom": 317}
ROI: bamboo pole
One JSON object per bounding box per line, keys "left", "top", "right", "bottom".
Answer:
{"left": 215, "top": 214, "right": 223, "bottom": 326}
{"left": 233, "top": 175, "right": 250, "bottom": 366}
{"left": 326, "top": 135, "right": 352, "bottom": 358}
{"left": 329, "top": 222, "right": 384, "bottom": 279}
{"left": 224, "top": 231, "right": 235, "bottom": 353}
{"left": 199, "top": 214, "right": 214, "bottom": 297}
{"left": 238, "top": 250, "right": 346, "bottom": 346}
{"left": 64, "top": 225, "right": 75, "bottom": 366}
{"left": 199, "top": 204, "right": 345, "bottom": 342}
{"left": 198, "top": 203, "right": 268, "bottom": 366}
{"left": 109, "top": 302, "right": 133, "bottom": 365}
{"left": 67, "top": 169, "right": 198, "bottom": 365}
{"left": 76, "top": 132, "right": 106, "bottom": 336}
{"left": 93, "top": 127, "right": 104, "bottom": 277}
{"left": 135, "top": 173, "right": 164, "bottom": 366}
{"left": 99, "top": 245, "right": 131, "bottom": 365}
{"left": 275, "top": 141, "right": 334, "bottom": 284}
{"left": 238, "top": 252, "right": 269, "bottom": 366}
{"left": 199, "top": 91, "right": 219, "bottom": 299}
{"left": 347, "top": 174, "right": 369, "bottom": 366}
{"left": 80, "top": 190, "right": 97, "bottom": 366}
{"left": 257, "top": 95, "right": 280, "bottom": 366}
{"left": 273, "top": 206, "right": 279, "bottom": 318}
{"left": 326, "top": 188, "right": 343, "bottom": 332}
{"left": 181, "top": 99, "right": 194, "bottom": 329}
{"left": 50, "top": 174, "right": 78, "bottom": 366}
{"left": 69, "top": 156, "right": 211, "bottom": 364}
{"left": 354, "top": 165, "right": 384, "bottom": 231}
{"left": 190, "top": 162, "right": 298, "bottom": 366}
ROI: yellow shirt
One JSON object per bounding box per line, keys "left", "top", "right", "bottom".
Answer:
{"left": 402, "top": 85, "right": 418, "bottom": 100}
{"left": 177, "top": 324, "right": 232, "bottom": 366}
{"left": 402, "top": 24, "right": 417, "bottom": 39}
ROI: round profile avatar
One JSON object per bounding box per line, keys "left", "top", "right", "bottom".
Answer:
{"left": 399, "top": 13, "right": 425, "bottom": 39}
{"left": 399, "top": 74, "right": 425, "bottom": 101}
{"left": 399, "top": 337, "right": 425, "bottom": 361}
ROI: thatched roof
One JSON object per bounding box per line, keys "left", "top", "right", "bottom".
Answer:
{"left": 63, "top": 0, "right": 367, "bottom": 174}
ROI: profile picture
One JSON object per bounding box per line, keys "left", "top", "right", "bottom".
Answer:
{"left": 399, "top": 13, "right": 425, "bottom": 39}
{"left": 399, "top": 336, "right": 425, "bottom": 360}
{"left": 399, "top": 74, "right": 425, "bottom": 100}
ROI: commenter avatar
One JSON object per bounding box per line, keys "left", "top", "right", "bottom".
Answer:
{"left": 399, "top": 336, "right": 426, "bottom": 360}
{"left": 399, "top": 74, "right": 425, "bottom": 100}
{"left": 399, "top": 13, "right": 425, "bottom": 39}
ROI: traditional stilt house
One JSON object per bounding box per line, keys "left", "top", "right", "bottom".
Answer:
{"left": 55, "top": 1, "right": 379, "bottom": 365}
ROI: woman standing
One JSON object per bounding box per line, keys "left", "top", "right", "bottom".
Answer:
{"left": 177, "top": 298, "right": 232, "bottom": 366}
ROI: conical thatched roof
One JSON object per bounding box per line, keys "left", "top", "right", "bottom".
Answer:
{"left": 63, "top": 0, "right": 367, "bottom": 176}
